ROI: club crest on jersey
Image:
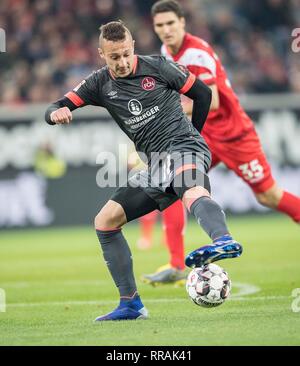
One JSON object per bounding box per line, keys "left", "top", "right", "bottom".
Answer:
{"left": 128, "top": 99, "right": 143, "bottom": 116}
{"left": 141, "top": 77, "right": 156, "bottom": 91}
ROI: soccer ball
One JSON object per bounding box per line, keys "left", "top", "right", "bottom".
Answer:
{"left": 186, "top": 263, "right": 231, "bottom": 307}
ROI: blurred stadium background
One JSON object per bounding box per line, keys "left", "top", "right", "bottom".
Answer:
{"left": 0, "top": 0, "right": 300, "bottom": 228}
{"left": 0, "top": 0, "right": 300, "bottom": 346}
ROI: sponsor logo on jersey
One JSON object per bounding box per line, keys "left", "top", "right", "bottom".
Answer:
{"left": 141, "top": 77, "right": 156, "bottom": 91}
{"left": 128, "top": 99, "right": 143, "bottom": 116}
{"left": 124, "top": 106, "right": 160, "bottom": 129}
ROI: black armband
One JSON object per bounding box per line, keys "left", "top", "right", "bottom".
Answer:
{"left": 184, "top": 79, "right": 212, "bottom": 132}
{"left": 44, "top": 96, "right": 78, "bottom": 125}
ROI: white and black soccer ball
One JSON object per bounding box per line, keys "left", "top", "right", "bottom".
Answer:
{"left": 186, "top": 263, "right": 231, "bottom": 307}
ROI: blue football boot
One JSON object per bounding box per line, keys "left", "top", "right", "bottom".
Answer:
{"left": 185, "top": 235, "right": 243, "bottom": 268}
{"left": 95, "top": 295, "right": 148, "bottom": 321}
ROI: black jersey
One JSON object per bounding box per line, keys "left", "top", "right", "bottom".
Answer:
{"left": 65, "top": 55, "right": 203, "bottom": 161}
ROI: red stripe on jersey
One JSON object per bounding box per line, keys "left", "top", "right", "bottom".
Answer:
{"left": 188, "top": 65, "right": 216, "bottom": 85}
{"left": 65, "top": 92, "right": 85, "bottom": 107}
{"left": 179, "top": 73, "right": 196, "bottom": 94}
{"left": 200, "top": 77, "right": 215, "bottom": 86}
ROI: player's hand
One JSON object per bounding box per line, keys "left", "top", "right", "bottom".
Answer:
{"left": 50, "top": 107, "right": 73, "bottom": 124}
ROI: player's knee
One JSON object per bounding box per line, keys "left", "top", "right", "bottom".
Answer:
{"left": 94, "top": 210, "right": 122, "bottom": 230}
{"left": 172, "top": 169, "right": 211, "bottom": 211}
{"left": 94, "top": 201, "right": 127, "bottom": 230}
{"left": 182, "top": 186, "right": 211, "bottom": 211}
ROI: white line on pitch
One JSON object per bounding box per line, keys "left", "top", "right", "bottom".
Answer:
{"left": 231, "top": 282, "right": 261, "bottom": 298}
{"left": 6, "top": 295, "right": 290, "bottom": 308}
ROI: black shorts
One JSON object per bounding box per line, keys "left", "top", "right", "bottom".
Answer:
{"left": 111, "top": 141, "right": 211, "bottom": 222}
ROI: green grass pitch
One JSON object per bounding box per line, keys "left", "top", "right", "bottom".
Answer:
{"left": 0, "top": 215, "right": 299, "bottom": 346}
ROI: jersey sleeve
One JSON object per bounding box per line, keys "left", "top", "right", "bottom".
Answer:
{"left": 64, "top": 71, "right": 103, "bottom": 107}
{"left": 158, "top": 57, "right": 196, "bottom": 94}
{"left": 187, "top": 49, "right": 217, "bottom": 86}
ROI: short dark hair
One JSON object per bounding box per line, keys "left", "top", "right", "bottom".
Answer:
{"left": 151, "top": 0, "right": 184, "bottom": 18}
{"left": 99, "top": 21, "right": 131, "bottom": 43}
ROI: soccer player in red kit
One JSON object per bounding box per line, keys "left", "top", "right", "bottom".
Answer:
{"left": 142, "top": 0, "right": 300, "bottom": 285}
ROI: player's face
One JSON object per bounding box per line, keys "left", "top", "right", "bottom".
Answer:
{"left": 98, "top": 35, "right": 135, "bottom": 78}
{"left": 153, "top": 12, "right": 185, "bottom": 52}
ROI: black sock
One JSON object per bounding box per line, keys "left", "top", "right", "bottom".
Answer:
{"left": 190, "top": 197, "right": 230, "bottom": 241}
{"left": 96, "top": 229, "right": 137, "bottom": 298}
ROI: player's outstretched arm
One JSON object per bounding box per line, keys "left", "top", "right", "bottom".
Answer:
{"left": 184, "top": 78, "right": 212, "bottom": 133}
{"left": 45, "top": 97, "right": 78, "bottom": 125}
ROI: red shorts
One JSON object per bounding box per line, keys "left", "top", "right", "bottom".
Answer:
{"left": 203, "top": 128, "right": 275, "bottom": 194}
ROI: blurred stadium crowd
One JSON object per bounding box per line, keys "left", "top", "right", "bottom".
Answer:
{"left": 0, "top": 0, "right": 300, "bottom": 104}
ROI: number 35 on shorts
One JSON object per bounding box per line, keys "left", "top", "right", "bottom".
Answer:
{"left": 238, "top": 159, "right": 264, "bottom": 183}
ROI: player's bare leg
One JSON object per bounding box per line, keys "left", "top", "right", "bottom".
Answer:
{"left": 255, "top": 184, "right": 283, "bottom": 208}
{"left": 95, "top": 200, "right": 127, "bottom": 229}
{"left": 255, "top": 183, "right": 300, "bottom": 224}
{"left": 182, "top": 185, "right": 243, "bottom": 268}
{"left": 94, "top": 200, "right": 148, "bottom": 321}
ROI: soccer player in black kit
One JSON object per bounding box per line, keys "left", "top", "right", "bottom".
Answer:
{"left": 45, "top": 21, "right": 242, "bottom": 321}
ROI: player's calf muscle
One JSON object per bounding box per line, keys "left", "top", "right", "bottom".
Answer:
{"left": 255, "top": 185, "right": 283, "bottom": 209}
